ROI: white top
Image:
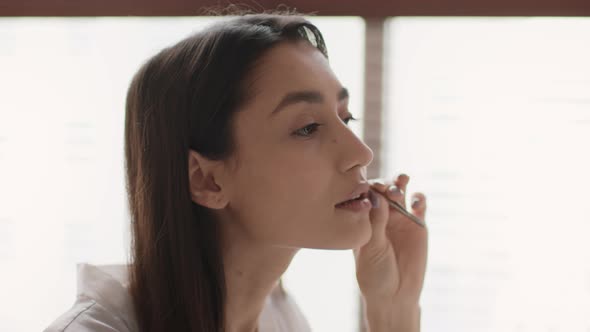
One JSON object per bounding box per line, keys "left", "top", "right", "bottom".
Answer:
{"left": 44, "top": 263, "right": 311, "bottom": 332}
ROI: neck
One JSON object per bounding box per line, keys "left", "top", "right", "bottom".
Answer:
{"left": 219, "top": 217, "right": 299, "bottom": 332}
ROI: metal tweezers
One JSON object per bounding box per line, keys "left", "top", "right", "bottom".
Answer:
{"left": 371, "top": 189, "right": 426, "bottom": 228}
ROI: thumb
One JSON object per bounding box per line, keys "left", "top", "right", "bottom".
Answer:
{"left": 358, "top": 189, "right": 390, "bottom": 254}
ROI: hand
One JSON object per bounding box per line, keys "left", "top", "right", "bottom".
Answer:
{"left": 353, "top": 174, "right": 428, "bottom": 306}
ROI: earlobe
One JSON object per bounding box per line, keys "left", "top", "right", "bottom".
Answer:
{"left": 190, "top": 191, "right": 227, "bottom": 210}
{"left": 188, "top": 149, "right": 228, "bottom": 210}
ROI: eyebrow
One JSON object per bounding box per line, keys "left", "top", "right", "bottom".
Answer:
{"left": 269, "top": 87, "right": 349, "bottom": 117}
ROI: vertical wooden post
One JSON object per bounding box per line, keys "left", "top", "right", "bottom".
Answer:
{"left": 363, "top": 17, "right": 386, "bottom": 180}
{"left": 359, "top": 16, "right": 386, "bottom": 332}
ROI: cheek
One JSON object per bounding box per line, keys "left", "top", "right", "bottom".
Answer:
{"left": 229, "top": 138, "right": 358, "bottom": 244}
{"left": 231, "top": 160, "right": 332, "bottom": 237}
{"left": 231, "top": 165, "right": 369, "bottom": 249}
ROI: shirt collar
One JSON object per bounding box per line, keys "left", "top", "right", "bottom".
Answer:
{"left": 76, "top": 263, "right": 138, "bottom": 331}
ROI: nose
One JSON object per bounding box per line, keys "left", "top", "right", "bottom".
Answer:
{"left": 335, "top": 120, "right": 374, "bottom": 173}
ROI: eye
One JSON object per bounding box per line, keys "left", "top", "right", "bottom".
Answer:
{"left": 292, "top": 115, "right": 358, "bottom": 138}
{"left": 343, "top": 115, "right": 358, "bottom": 125}
{"left": 293, "top": 123, "right": 322, "bottom": 137}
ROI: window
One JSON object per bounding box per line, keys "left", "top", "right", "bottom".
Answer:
{"left": 384, "top": 17, "right": 590, "bottom": 331}
{"left": 0, "top": 17, "right": 365, "bottom": 331}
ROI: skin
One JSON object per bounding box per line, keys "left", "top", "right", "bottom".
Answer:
{"left": 188, "top": 40, "right": 428, "bottom": 332}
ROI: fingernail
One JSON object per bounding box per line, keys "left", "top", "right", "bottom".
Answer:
{"left": 368, "top": 178, "right": 386, "bottom": 186}
{"left": 368, "top": 190, "right": 379, "bottom": 209}
{"left": 411, "top": 197, "right": 421, "bottom": 209}
{"left": 388, "top": 185, "right": 402, "bottom": 195}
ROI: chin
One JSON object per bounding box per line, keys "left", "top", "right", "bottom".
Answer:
{"left": 340, "top": 214, "right": 373, "bottom": 249}
{"left": 310, "top": 220, "right": 373, "bottom": 250}
{"left": 343, "top": 223, "right": 372, "bottom": 249}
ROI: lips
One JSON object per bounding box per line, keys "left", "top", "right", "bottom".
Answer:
{"left": 336, "top": 183, "right": 370, "bottom": 206}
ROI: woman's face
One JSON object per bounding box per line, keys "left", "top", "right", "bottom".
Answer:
{"left": 217, "top": 40, "right": 374, "bottom": 250}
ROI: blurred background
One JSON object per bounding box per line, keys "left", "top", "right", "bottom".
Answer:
{"left": 1, "top": 1, "right": 589, "bottom": 331}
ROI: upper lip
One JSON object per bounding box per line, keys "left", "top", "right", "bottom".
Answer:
{"left": 336, "top": 182, "right": 371, "bottom": 205}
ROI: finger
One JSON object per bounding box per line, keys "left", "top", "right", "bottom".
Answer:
{"left": 368, "top": 175, "right": 408, "bottom": 192}
{"left": 362, "top": 189, "right": 390, "bottom": 251}
{"left": 357, "top": 190, "right": 399, "bottom": 281}
{"left": 394, "top": 173, "right": 410, "bottom": 193}
{"left": 397, "top": 193, "right": 428, "bottom": 294}
{"left": 368, "top": 180, "right": 403, "bottom": 208}
{"left": 368, "top": 178, "right": 405, "bottom": 203}
{"left": 367, "top": 178, "right": 390, "bottom": 193}
{"left": 393, "top": 174, "right": 410, "bottom": 209}
{"left": 370, "top": 183, "right": 408, "bottom": 221}
{"left": 410, "top": 192, "right": 427, "bottom": 222}
{"left": 385, "top": 184, "right": 405, "bottom": 208}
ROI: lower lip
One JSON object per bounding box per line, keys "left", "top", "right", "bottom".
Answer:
{"left": 335, "top": 198, "right": 372, "bottom": 212}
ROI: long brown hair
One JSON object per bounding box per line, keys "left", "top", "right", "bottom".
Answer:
{"left": 124, "top": 12, "right": 328, "bottom": 332}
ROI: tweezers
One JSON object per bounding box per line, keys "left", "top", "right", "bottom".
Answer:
{"left": 371, "top": 189, "right": 426, "bottom": 228}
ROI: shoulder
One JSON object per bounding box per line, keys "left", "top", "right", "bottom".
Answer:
{"left": 43, "top": 263, "right": 138, "bottom": 332}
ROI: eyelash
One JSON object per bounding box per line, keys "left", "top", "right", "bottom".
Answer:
{"left": 293, "top": 115, "right": 358, "bottom": 138}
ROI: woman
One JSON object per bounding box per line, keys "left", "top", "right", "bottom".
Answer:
{"left": 45, "top": 11, "right": 428, "bottom": 332}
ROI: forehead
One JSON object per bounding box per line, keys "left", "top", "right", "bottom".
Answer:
{"left": 244, "top": 41, "right": 340, "bottom": 108}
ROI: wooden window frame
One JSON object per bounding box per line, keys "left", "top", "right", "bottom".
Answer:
{"left": 1, "top": 0, "right": 589, "bottom": 16}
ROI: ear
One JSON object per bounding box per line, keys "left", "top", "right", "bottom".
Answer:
{"left": 188, "top": 149, "right": 229, "bottom": 210}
